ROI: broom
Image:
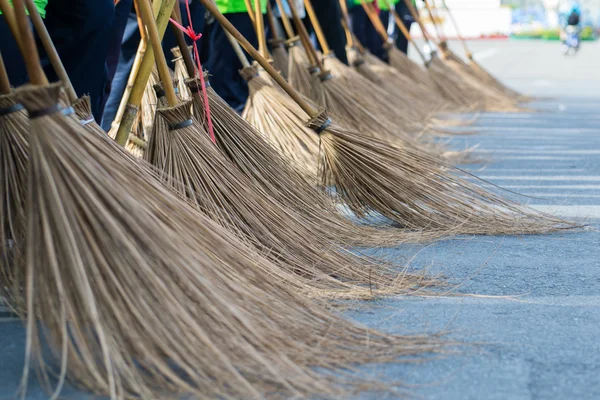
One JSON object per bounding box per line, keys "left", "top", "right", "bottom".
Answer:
{"left": 146, "top": 0, "right": 436, "bottom": 295}
{"left": 0, "top": 51, "right": 28, "bottom": 314}
{"left": 288, "top": 0, "right": 456, "bottom": 156}
{"left": 434, "top": 0, "right": 527, "bottom": 101}
{"left": 361, "top": 0, "right": 432, "bottom": 87}
{"left": 190, "top": 22, "right": 447, "bottom": 247}
{"left": 201, "top": 0, "right": 576, "bottom": 236}
{"left": 9, "top": 1, "right": 445, "bottom": 398}
{"left": 266, "top": 1, "right": 289, "bottom": 79}
{"left": 420, "top": 0, "right": 521, "bottom": 111}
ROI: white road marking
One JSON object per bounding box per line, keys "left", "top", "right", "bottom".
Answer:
{"left": 502, "top": 185, "right": 600, "bottom": 190}
{"left": 498, "top": 156, "right": 582, "bottom": 160}
{"left": 478, "top": 176, "right": 600, "bottom": 181}
{"left": 482, "top": 150, "right": 600, "bottom": 155}
{"left": 529, "top": 205, "right": 600, "bottom": 218}
{"left": 526, "top": 193, "right": 600, "bottom": 198}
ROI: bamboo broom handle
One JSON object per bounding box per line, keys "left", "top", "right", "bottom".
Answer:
{"left": 439, "top": 0, "right": 470, "bottom": 57}
{"left": 337, "top": 0, "right": 355, "bottom": 47}
{"left": 337, "top": 0, "right": 356, "bottom": 47}
{"left": 110, "top": 40, "right": 146, "bottom": 131}
{"left": 430, "top": 0, "right": 448, "bottom": 41}
{"left": 360, "top": 1, "right": 389, "bottom": 44}
{"left": 225, "top": 32, "right": 251, "bottom": 68}
{"left": 200, "top": 0, "right": 318, "bottom": 117}
{"left": 9, "top": 0, "right": 48, "bottom": 85}
{"left": 403, "top": 0, "right": 433, "bottom": 43}
{"left": 115, "top": 0, "right": 176, "bottom": 145}
{"left": 24, "top": 0, "right": 78, "bottom": 102}
{"left": 383, "top": 0, "right": 428, "bottom": 63}
{"left": 135, "top": 0, "right": 146, "bottom": 42}
{"left": 303, "top": 0, "right": 331, "bottom": 55}
{"left": 422, "top": 0, "right": 443, "bottom": 43}
{"left": 0, "top": 0, "right": 25, "bottom": 55}
{"left": 274, "top": 0, "right": 295, "bottom": 39}
{"left": 288, "top": 0, "right": 322, "bottom": 69}
{"left": 138, "top": 0, "right": 178, "bottom": 106}
{"left": 266, "top": 2, "right": 281, "bottom": 41}
{"left": 244, "top": 0, "right": 257, "bottom": 28}
{"left": 171, "top": 5, "right": 197, "bottom": 76}
{"left": 0, "top": 52, "right": 11, "bottom": 94}
{"left": 275, "top": 0, "right": 317, "bottom": 70}
{"left": 253, "top": 0, "right": 269, "bottom": 59}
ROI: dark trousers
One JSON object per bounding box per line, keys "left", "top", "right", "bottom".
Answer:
{"left": 302, "top": 0, "right": 348, "bottom": 65}
{"left": 394, "top": 2, "right": 414, "bottom": 54}
{"left": 100, "top": 1, "right": 206, "bottom": 131}
{"left": 205, "top": 13, "right": 261, "bottom": 112}
{"left": 350, "top": 5, "right": 387, "bottom": 62}
{"left": 0, "top": 16, "right": 28, "bottom": 86}
{"left": 41, "top": 0, "right": 115, "bottom": 122}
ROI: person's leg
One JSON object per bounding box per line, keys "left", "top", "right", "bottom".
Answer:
{"left": 106, "top": 0, "right": 133, "bottom": 84}
{"left": 0, "top": 16, "right": 28, "bottom": 86}
{"left": 308, "top": 0, "right": 348, "bottom": 64}
{"left": 350, "top": 6, "right": 369, "bottom": 50}
{"left": 42, "top": 0, "right": 115, "bottom": 121}
{"left": 369, "top": 10, "right": 389, "bottom": 62}
{"left": 100, "top": 12, "right": 142, "bottom": 131}
{"left": 394, "top": 1, "right": 412, "bottom": 54}
{"left": 205, "top": 12, "right": 260, "bottom": 112}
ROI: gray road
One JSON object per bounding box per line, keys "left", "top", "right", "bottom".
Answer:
{"left": 2, "top": 39, "right": 600, "bottom": 399}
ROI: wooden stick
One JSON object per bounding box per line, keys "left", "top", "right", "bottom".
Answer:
{"left": 303, "top": 0, "right": 331, "bottom": 55}
{"left": 171, "top": 6, "right": 197, "bottom": 76}
{"left": 200, "top": 0, "right": 318, "bottom": 118}
{"left": 0, "top": 0, "right": 25, "bottom": 55}
{"left": 243, "top": 0, "right": 257, "bottom": 28}
{"left": 25, "top": 0, "right": 78, "bottom": 102}
{"left": 134, "top": 0, "right": 146, "bottom": 42}
{"left": 109, "top": 40, "right": 146, "bottom": 134}
{"left": 274, "top": 0, "right": 295, "bottom": 40}
{"left": 10, "top": 0, "right": 48, "bottom": 85}
{"left": 253, "top": 0, "right": 268, "bottom": 59}
{"left": 0, "top": 52, "right": 11, "bottom": 94}
{"left": 225, "top": 32, "right": 251, "bottom": 69}
{"left": 288, "top": 0, "right": 322, "bottom": 69}
{"left": 337, "top": 0, "right": 354, "bottom": 47}
{"left": 360, "top": 1, "right": 389, "bottom": 44}
{"left": 114, "top": 0, "right": 176, "bottom": 146}
{"left": 383, "top": 0, "right": 428, "bottom": 63}
{"left": 266, "top": 2, "right": 281, "bottom": 41}
{"left": 403, "top": 0, "right": 433, "bottom": 43}
{"left": 439, "top": 0, "right": 471, "bottom": 58}
{"left": 422, "top": 0, "right": 443, "bottom": 43}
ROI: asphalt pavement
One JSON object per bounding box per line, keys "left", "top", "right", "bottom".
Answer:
{"left": 1, "top": 39, "right": 599, "bottom": 399}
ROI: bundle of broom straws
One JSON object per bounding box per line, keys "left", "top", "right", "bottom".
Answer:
{"left": 0, "top": 0, "right": 579, "bottom": 398}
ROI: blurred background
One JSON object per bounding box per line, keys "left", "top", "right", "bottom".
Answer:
{"left": 411, "top": 0, "right": 600, "bottom": 41}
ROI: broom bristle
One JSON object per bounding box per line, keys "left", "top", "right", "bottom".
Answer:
{"left": 148, "top": 92, "right": 439, "bottom": 297}
{"left": 0, "top": 93, "right": 28, "bottom": 314}
{"left": 387, "top": 46, "right": 432, "bottom": 88}
{"left": 308, "top": 109, "right": 576, "bottom": 235}
{"left": 187, "top": 76, "right": 442, "bottom": 247}
{"left": 242, "top": 68, "right": 320, "bottom": 179}
{"left": 16, "top": 82, "right": 444, "bottom": 399}
{"left": 171, "top": 46, "right": 193, "bottom": 100}
{"left": 287, "top": 44, "right": 317, "bottom": 99}
{"left": 440, "top": 53, "right": 522, "bottom": 112}
{"left": 269, "top": 38, "right": 289, "bottom": 80}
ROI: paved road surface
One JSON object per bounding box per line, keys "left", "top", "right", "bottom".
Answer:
{"left": 1, "top": 39, "right": 599, "bottom": 399}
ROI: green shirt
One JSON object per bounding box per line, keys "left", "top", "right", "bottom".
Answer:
{"left": 377, "top": 0, "right": 399, "bottom": 11}
{"left": 351, "top": 0, "right": 373, "bottom": 5}
{"left": 216, "top": 0, "right": 267, "bottom": 14}
{"left": 0, "top": 0, "right": 48, "bottom": 18}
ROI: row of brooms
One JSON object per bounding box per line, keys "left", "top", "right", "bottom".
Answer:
{"left": 0, "top": 0, "right": 577, "bottom": 398}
